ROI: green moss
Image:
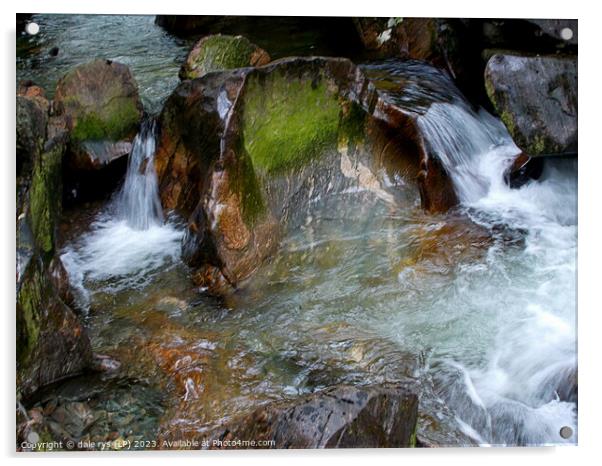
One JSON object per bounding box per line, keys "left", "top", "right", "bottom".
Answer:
{"left": 338, "top": 101, "right": 367, "bottom": 151}
{"left": 227, "top": 146, "right": 266, "bottom": 225}
{"left": 500, "top": 109, "right": 516, "bottom": 137}
{"left": 528, "top": 134, "right": 547, "bottom": 155}
{"left": 183, "top": 35, "right": 260, "bottom": 79}
{"left": 70, "top": 98, "right": 140, "bottom": 142}
{"left": 409, "top": 418, "right": 418, "bottom": 447}
{"left": 241, "top": 72, "right": 341, "bottom": 174}
{"left": 16, "top": 260, "right": 44, "bottom": 366}
{"left": 28, "top": 145, "right": 62, "bottom": 257}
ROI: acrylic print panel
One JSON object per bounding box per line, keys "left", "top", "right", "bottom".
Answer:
{"left": 16, "top": 14, "right": 577, "bottom": 450}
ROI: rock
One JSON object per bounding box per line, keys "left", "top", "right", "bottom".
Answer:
{"left": 16, "top": 89, "right": 92, "bottom": 399}
{"left": 17, "top": 256, "right": 93, "bottom": 399}
{"left": 156, "top": 57, "right": 462, "bottom": 293}
{"left": 353, "top": 18, "right": 466, "bottom": 82}
{"left": 16, "top": 93, "right": 48, "bottom": 177}
{"left": 485, "top": 53, "right": 577, "bottom": 156}
{"left": 179, "top": 34, "right": 270, "bottom": 80}
{"left": 478, "top": 19, "right": 577, "bottom": 52}
{"left": 503, "top": 152, "right": 544, "bottom": 189}
{"left": 54, "top": 59, "right": 143, "bottom": 183}
{"left": 526, "top": 20, "right": 578, "bottom": 46}
{"left": 204, "top": 384, "right": 418, "bottom": 448}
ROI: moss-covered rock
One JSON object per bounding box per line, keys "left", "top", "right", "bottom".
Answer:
{"left": 179, "top": 34, "right": 270, "bottom": 80}
{"left": 157, "top": 57, "right": 443, "bottom": 294}
{"left": 17, "top": 256, "right": 92, "bottom": 398}
{"left": 54, "top": 59, "right": 143, "bottom": 171}
{"left": 485, "top": 53, "right": 577, "bottom": 156}
{"left": 16, "top": 90, "right": 92, "bottom": 398}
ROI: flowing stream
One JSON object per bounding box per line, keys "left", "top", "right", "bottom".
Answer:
{"left": 20, "top": 15, "right": 577, "bottom": 447}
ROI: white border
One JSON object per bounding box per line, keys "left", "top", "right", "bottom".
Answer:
{"left": 2, "top": 1, "right": 598, "bottom": 465}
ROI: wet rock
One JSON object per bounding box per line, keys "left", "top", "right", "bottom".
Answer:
{"left": 503, "top": 152, "right": 544, "bottom": 189}
{"left": 205, "top": 384, "right": 418, "bottom": 448}
{"left": 155, "top": 15, "right": 216, "bottom": 35}
{"left": 157, "top": 57, "right": 461, "bottom": 293}
{"left": 17, "top": 256, "right": 92, "bottom": 399}
{"left": 16, "top": 87, "right": 93, "bottom": 399}
{"left": 485, "top": 53, "right": 577, "bottom": 156}
{"left": 179, "top": 34, "right": 270, "bottom": 80}
{"left": 16, "top": 93, "right": 48, "bottom": 177}
{"left": 91, "top": 354, "right": 122, "bottom": 373}
{"left": 353, "top": 18, "right": 466, "bottom": 81}
{"left": 54, "top": 59, "right": 143, "bottom": 199}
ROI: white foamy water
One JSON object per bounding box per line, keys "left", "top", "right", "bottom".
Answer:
{"left": 415, "top": 94, "right": 577, "bottom": 445}
{"left": 61, "top": 119, "right": 184, "bottom": 309}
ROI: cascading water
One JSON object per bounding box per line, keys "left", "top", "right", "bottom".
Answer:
{"left": 366, "top": 60, "right": 577, "bottom": 445}
{"left": 118, "top": 119, "right": 164, "bottom": 229}
{"left": 61, "top": 118, "right": 183, "bottom": 309}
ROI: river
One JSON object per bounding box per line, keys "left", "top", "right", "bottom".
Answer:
{"left": 18, "top": 14, "right": 577, "bottom": 447}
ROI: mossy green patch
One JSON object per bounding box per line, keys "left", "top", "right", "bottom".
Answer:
{"left": 28, "top": 144, "right": 62, "bottom": 257}
{"left": 16, "top": 260, "right": 44, "bottom": 366}
{"left": 338, "top": 101, "right": 367, "bottom": 152}
{"left": 527, "top": 134, "right": 547, "bottom": 155}
{"left": 183, "top": 35, "right": 260, "bottom": 79}
{"left": 241, "top": 72, "right": 341, "bottom": 175}
{"left": 70, "top": 98, "right": 140, "bottom": 142}
{"left": 500, "top": 109, "right": 516, "bottom": 138}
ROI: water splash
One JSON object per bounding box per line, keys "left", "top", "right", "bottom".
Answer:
{"left": 61, "top": 118, "right": 183, "bottom": 309}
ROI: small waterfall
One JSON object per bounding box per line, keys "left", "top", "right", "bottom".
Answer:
{"left": 117, "top": 118, "right": 164, "bottom": 230}
{"left": 60, "top": 117, "right": 183, "bottom": 307}
{"left": 364, "top": 59, "right": 522, "bottom": 204}
{"left": 417, "top": 103, "right": 521, "bottom": 204}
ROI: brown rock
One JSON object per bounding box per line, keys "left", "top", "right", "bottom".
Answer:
{"left": 54, "top": 59, "right": 143, "bottom": 177}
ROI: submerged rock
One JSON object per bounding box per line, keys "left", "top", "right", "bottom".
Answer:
{"left": 205, "top": 384, "right": 418, "bottom": 448}
{"left": 53, "top": 59, "right": 143, "bottom": 199}
{"left": 485, "top": 53, "right": 577, "bottom": 156}
{"left": 179, "top": 34, "right": 270, "bottom": 80}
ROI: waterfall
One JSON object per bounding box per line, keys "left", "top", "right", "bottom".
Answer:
{"left": 415, "top": 71, "right": 576, "bottom": 446}
{"left": 60, "top": 118, "right": 183, "bottom": 308}
{"left": 417, "top": 103, "right": 521, "bottom": 204}
{"left": 117, "top": 118, "right": 164, "bottom": 230}
{"left": 366, "top": 60, "right": 577, "bottom": 445}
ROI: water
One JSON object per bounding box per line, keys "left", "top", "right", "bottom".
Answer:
{"left": 60, "top": 118, "right": 184, "bottom": 310}
{"left": 118, "top": 119, "right": 164, "bottom": 229}
{"left": 17, "top": 14, "right": 193, "bottom": 112}
{"left": 19, "top": 17, "right": 576, "bottom": 447}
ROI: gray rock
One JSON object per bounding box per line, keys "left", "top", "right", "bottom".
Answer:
{"left": 485, "top": 53, "right": 577, "bottom": 156}
{"left": 207, "top": 384, "right": 419, "bottom": 448}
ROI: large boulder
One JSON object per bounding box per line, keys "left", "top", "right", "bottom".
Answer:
{"left": 179, "top": 34, "right": 270, "bottom": 80}
{"left": 53, "top": 59, "right": 143, "bottom": 200}
{"left": 205, "top": 384, "right": 419, "bottom": 449}
{"left": 16, "top": 90, "right": 92, "bottom": 399}
{"left": 484, "top": 53, "right": 577, "bottom": 156}
{"left": 156, "top": 57, "right": 461, "bottom": 294}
